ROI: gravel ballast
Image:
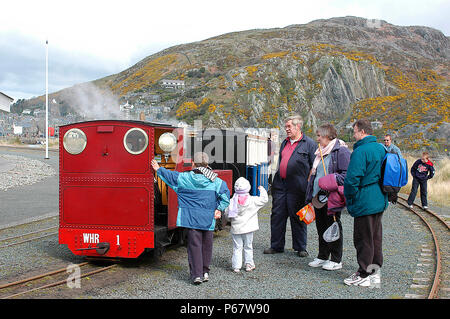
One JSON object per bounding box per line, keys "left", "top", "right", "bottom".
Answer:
{"left": 0, "top": 149, "right": 440, "bottom": 300}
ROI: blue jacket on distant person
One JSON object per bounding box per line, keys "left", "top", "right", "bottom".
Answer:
{"left": 382, "top": 143, "right": 402, "bottom": 157}
{"left": 157, "top": 167, "right": 230, "bottom": 231}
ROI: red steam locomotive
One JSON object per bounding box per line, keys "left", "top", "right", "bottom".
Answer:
{"left": 58, "top": 120, "right": 233, "bottom": 258}
{"left": 59, "top": 119, "right": 273, "bottom": 259}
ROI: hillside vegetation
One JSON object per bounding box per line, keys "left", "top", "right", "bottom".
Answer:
{"left": 14, "top": 16, "right": 450, "bottom": 152}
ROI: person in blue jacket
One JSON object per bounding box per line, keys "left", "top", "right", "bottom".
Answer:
{"left": 343, "top": 119, "right": 388, "bottom": 287}
{"left": 382, "top": 134, "right": 402, "bottom": 157}
{"left": 151, "top": 152, "right": 230, "bottom": 285}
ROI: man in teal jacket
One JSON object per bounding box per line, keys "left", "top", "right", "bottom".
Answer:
{"left": 151, "top": 152, "right": 230, "bottom": 285}
{"left": 343, "top": 119, "right": 388, "bottom": 287}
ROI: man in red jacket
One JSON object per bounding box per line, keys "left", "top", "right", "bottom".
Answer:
{"left": 407, "top": 152, "right": 435, "bottom": 209}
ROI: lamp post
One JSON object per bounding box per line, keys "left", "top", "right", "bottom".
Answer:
{"left": 45, "top": 39, "right": 49, "bottom": 159}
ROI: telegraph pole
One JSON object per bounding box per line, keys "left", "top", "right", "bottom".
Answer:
{"left": 45, "top": 39, "right": 49, "bottom": 159}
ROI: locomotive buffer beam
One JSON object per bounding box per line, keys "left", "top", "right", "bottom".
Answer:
{"left": 76, "top": 242, "right": 110, "bottom": 255}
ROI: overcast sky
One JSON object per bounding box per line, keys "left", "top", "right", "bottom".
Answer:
{"left": 1, "top": 0, "right": 448, "bottom": 101}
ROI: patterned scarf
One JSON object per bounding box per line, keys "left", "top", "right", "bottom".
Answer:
{"left": 194, "top": 166, "right": 218, "bottom": 181}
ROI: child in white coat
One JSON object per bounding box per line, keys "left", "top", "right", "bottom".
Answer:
{"left": 225, "top": 177, "right": 268, "bottom": 272}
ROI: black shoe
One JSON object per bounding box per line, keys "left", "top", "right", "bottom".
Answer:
{"left": 263, "top": 248, "right": 284, "bottom": 254}
{"left": 297, "top": 250, "right": 309, "bottom": 257}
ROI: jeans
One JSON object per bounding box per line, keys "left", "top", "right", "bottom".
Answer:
{"left": 407, "top": 178, "right": 428, "bottom": 207}
{"left": 231, "top": 232, "right": 255, "bottom": 270}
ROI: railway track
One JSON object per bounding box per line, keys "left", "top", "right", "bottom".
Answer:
{"left": 0, "top": 262, "right": 117, "bottom": 299}
{"left": 0, "top": 215, "right": 58, "bottom": 249}
{"left": 397, "top": 194, "right": 449, "bottom": 299}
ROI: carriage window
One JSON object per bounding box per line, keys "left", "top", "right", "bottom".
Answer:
{"left": 63, "top": 128, "right": 87, "bottom": 155}
{"left": 124, "top": 128, "right": 148, "bottom": 155}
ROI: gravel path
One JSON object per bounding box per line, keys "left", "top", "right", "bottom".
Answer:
{"left": 0, "top": 147, "right": 445, "bottom": 300}
{"left": 86, "top": 202, "right": 430, "bottom": 299}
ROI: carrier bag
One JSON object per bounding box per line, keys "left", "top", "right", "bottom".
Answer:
{"left": 323, "top": 219, "right": 340, "bottom": 242}
{"left": 296, "top": 203, "right": 316, "bottom": 225}
{"left": 380, "top": 152, "right": 408, "bottom": 203}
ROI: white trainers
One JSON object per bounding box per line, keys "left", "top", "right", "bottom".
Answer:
{"left": 233, "top": 268, "right": 240, "bottom": 273}
{"left": 423, "top": 206, "right": 428, "bottom": 210}
{"left": 344, "top": 272, "right": 371, "bottom": 287}
{"left": 322, "top": 260, "right": 343, "bottom": 271}
{"left": 308, "top": 258, "right": 327, "bottom": 268}
{"left": 409, "top": 205, "right": 414, "bottom": 209}
{"left": 369, "top": 272, "right": 381, "bottom": 287}
{"left": 203, "top": 273, "right": 209, "bottom": 282}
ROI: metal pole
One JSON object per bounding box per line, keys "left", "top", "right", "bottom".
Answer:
{"left": 45, "top": 39, "right": 49, "bottom": 159}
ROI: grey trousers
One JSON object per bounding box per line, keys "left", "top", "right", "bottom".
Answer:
{"left": 187, "top": 228, "right": 213, "bottom": 280}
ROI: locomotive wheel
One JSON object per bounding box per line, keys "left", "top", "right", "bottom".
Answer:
{"left": 155, "top": 244, "right": 166, "bottom": 257}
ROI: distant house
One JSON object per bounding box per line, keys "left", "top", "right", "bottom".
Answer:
{"left": 160, "top": 79, "right": 185, "bottom": 90}
{"left": 371, "top": 120, "right": 383, "bottom": 130}
{"left": 34, "top": 109, "right": 46, "bottom": 118}
{"left": 0, "top": 91, "right": 13, "bottom": 113}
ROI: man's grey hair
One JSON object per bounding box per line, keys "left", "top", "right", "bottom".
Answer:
{"left": 193, "top": 152, "right": 210, "bottom": 167}
{"left": 285, "top": 114, "right": 303, "bottom": 128}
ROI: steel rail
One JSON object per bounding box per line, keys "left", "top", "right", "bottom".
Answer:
{"left": 398, "top": 194, "right": 449, "bottom": 230}
{"left": 0, "top": 231, "right": 58, "bottom": 249}
{"left": 0, "top": 226, "right": 58, "bottom": 243}
{"left": 0, "top": 262, "right": 89, "bottom": 290}
{"left": 1, "top": 263, "right": 117, "bottom": 299}
{"left": 397, "top": 197, "right": 443, "bottom": 299}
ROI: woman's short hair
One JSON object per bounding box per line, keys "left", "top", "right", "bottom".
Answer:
{"left": 316, "top": 123, "right": 337, "bottom": 140}
{"left": 285, "top": 114, "right": 303, "bottom": 128}
{"left": 193, "top": 152, "right": 209, "bottom": 167}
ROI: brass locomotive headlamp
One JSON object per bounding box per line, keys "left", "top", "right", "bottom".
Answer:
{"left": 63, "top": 128, "right": 87, "bottom": 155}
{"left": 158, "top": 132, "right": 177, "bottom": 161}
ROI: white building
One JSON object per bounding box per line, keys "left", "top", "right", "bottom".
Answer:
{"left": 0, "top": 92, "right": 13, "bottom": 113}
{"left": 160, "top": 79, "right": 185, "bottom": 90}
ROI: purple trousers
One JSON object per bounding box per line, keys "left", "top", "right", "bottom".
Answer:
{"left": 187, "top": 229, "right": 213, "bottom": 280}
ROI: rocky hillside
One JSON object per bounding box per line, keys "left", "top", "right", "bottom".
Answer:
{"left": 18, "top": 16, "right": 450, "bottom": 151}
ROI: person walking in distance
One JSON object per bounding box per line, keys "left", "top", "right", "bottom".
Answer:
{"left": 407, "top": 152, "right": 435, "bottom": 209}
{"left": 343, "top": 119, "right": 388, "bottom": 287}
{"left": 264, "top": 114, "right": 317, "bottom": 257}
